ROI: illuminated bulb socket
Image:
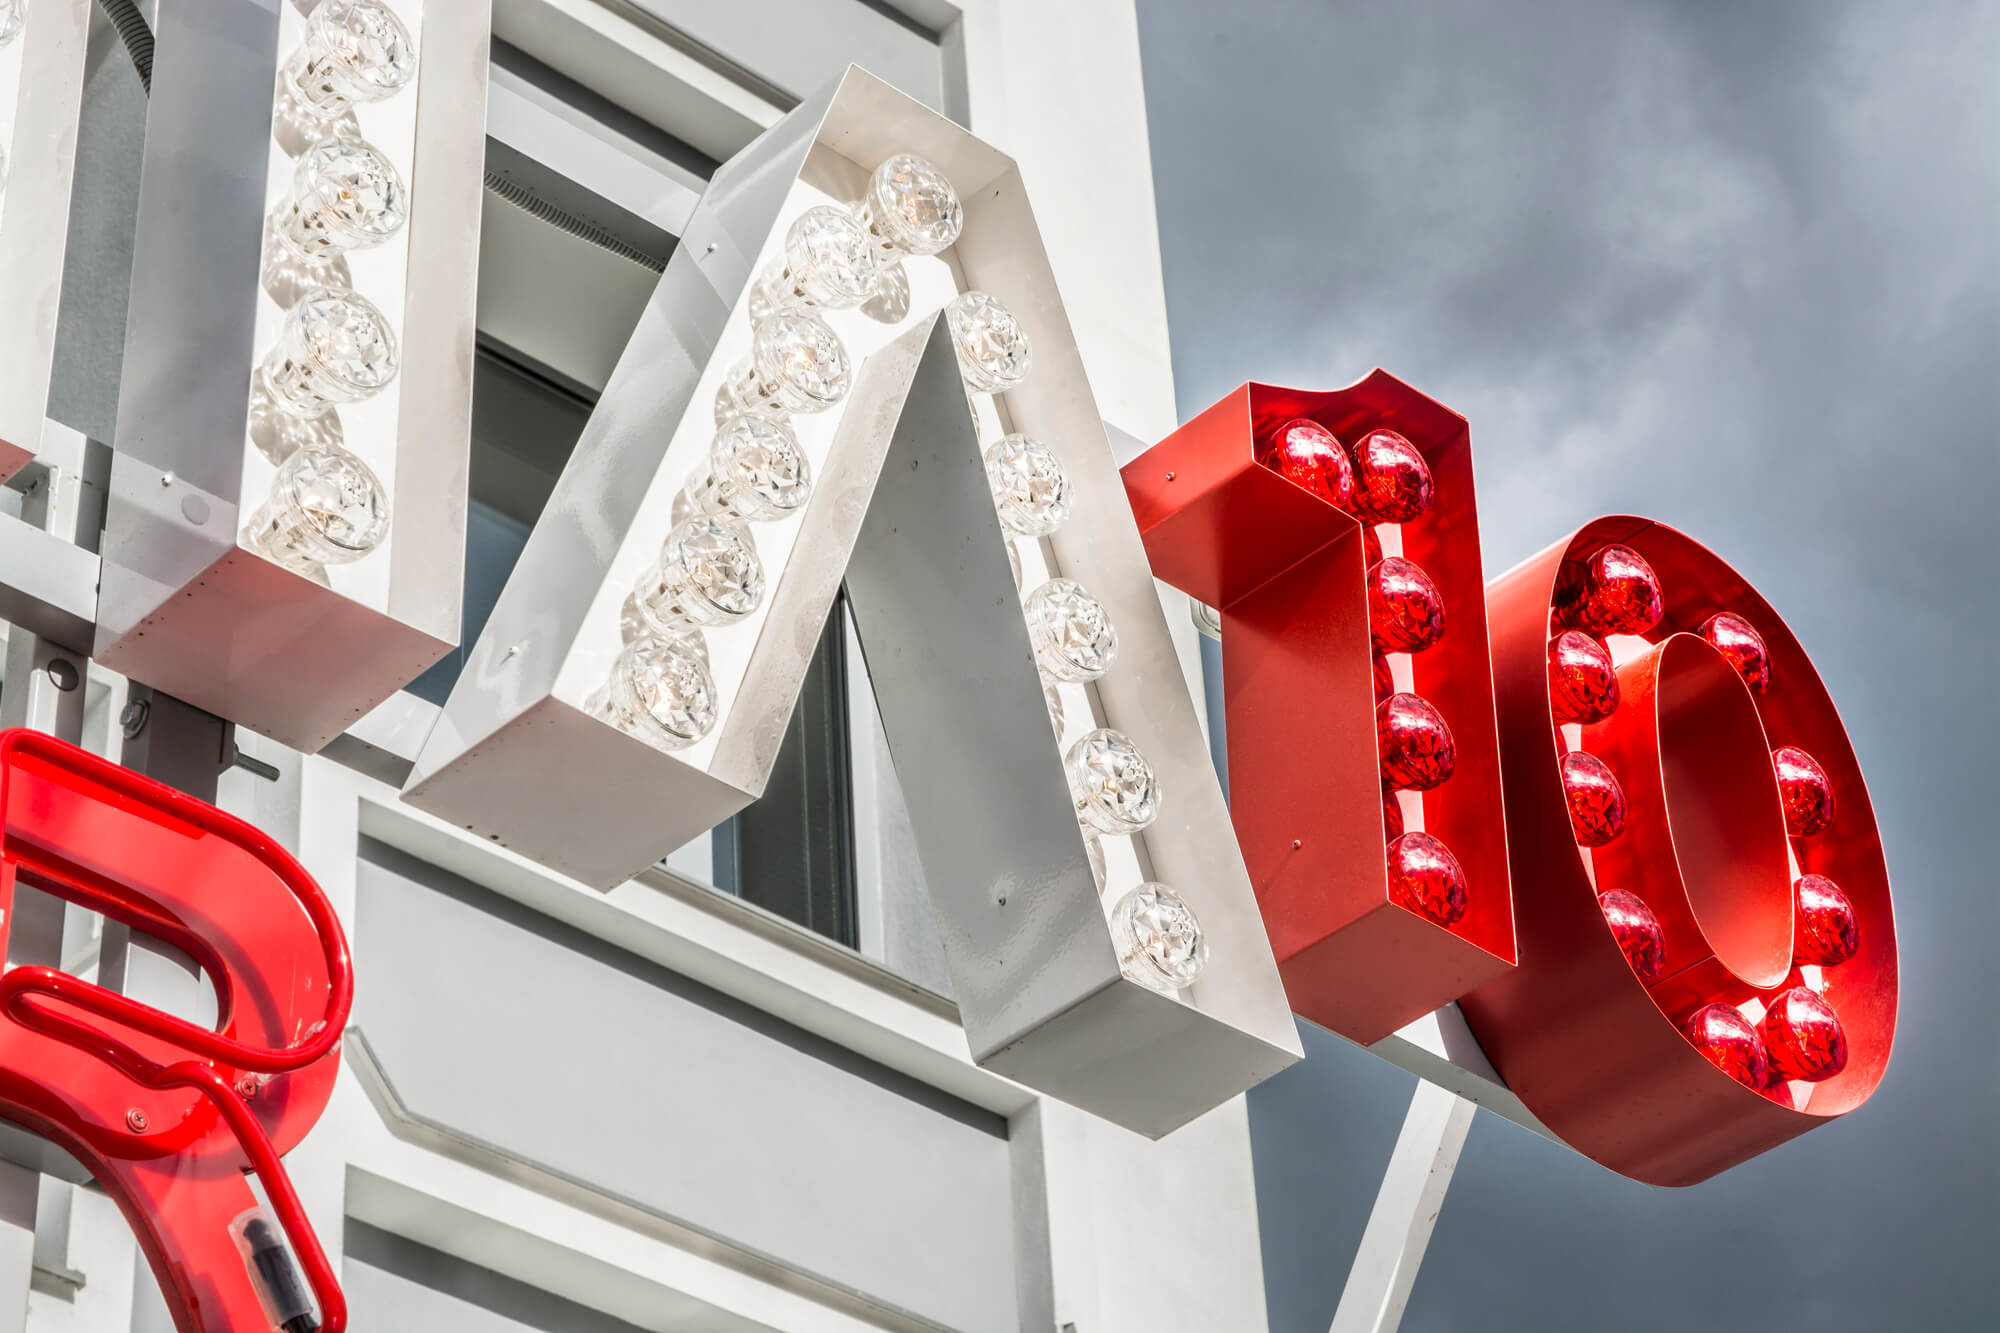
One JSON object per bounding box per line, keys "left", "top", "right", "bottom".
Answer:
{"left": 1066, "top": 728, "right": 1162, "bottom": 837}
{"left": 853, "top": 152, "right": 964, "bottom": 260}
{"left": 281, "top": 0, "right": 418, "bottom": 121}
{"left": 1026, "top": 577, "right": 1118, "bottom": 683}
{"left": 684, "top": 415, "right": 812, "bottom": 522}
{"left": 947, "top": 290, "right": 1032, "bottom": 394}
{"left": 1111, "top": 884, "right": 1208, "bottom": 993}
{"left": 717, "top": 311, "right": 851, "bottom": 421}
{"left": 747, "top": 206, "right": 881, "bottom": 322}
{"left": 272, "top": 137, "right": 408, "bottom": 264}
{"left": 246, "top": 442, "right": 390, "bottom": 569}
{"left": 632, "top": 515, "right": 766, "bottom": 636}
{"left": 259, "top": 287, "right": 399, "bottom": 419}
{"left": 984, "top": 434, "right": 1070, "bottom": 536}
{"left": 0, "top": 1, "right": 21, "bottom": 49}
{"left": 598, "top": 634, "right": 719, "bottom": 751}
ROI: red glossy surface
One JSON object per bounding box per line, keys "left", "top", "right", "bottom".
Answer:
{"left": 1373, "top": 652, "right": 1395, "bottom": 703}
{"left": 1259, "top": 417, "right": 1354, "bottom": 507}
{"left": 1123, "top": 371, "right": 1514, "bottom": 1044}
{"left": 1561, "top": 543, "right": 1664, "bottom": 635}
{"left": 1684, "top": 1003, "right": 1771, "bottom": 1090}
{"left": 1461, "top": 518, "right": 1898, "bottom": 1186}
{"left": 1383, "top": 793, "right": 1405, "bottom": 842}
{"left": 1377, "top": 692, "right": 1457, "bottom": 791}
{"left": 0, "top": 729, "right": 351, "bottom": 1333}
{"left": 1701, "top": 611, "right": 1771, "bottom": 693}
{"left": 1774, "top": 745, "right": 1836, "bottom": 836}
{"left": 1547, "top": 630, "right": 1619, "bottom": 724}
{"left": 1367, "top": 557, "right": 1446, "bottom": 653}
{"left": 1760, "top": 986, "right": 1849, "bottom": 1082}
{"left": 1347, "top": 429, "right": 1435, "bottom": 524}
{"left": 1388, "top": 832, "right": 1468, "bottom": 925}
{"left": 1559, "top": 750, "right": 1626, "bottom": 847}
{"left": 1599, "top": 890, "right": 1666, "bottom": 984}
{"left": 1793, "top": 873, "right": 1860, "bottom": 966}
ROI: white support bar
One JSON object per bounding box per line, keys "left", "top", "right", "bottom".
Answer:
{"left": 1328, "top": 1080, "right": 1477, "bottom": 1333}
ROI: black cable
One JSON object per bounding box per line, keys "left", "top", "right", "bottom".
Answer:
{"left": 482, "top": 170, "right": 668, "bottom": 272}
{"left": 96, "top": 0, "right": 155, "bottom": 94}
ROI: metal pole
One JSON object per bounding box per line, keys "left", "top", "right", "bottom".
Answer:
{"left": 1328, "top": 1080, "right": 1477, "bottom": 1333}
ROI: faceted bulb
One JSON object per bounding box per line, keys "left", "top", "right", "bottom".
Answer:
{"left": 1759, "top": 985, "right": 1849, "bottom": 1083}
{"left": 1367, "top": 556, "right": 1446, "bottom": 654}
{"left": 633, "top": 515, "right": 766, "bottom": 635}
{"left": 1683, "top": 1003, "right": 1770, "bottom": 1090}
{"left": 753, "top": 205, "right": 881, "bottom": 316}
{"left": 1112, "top": 884, "right": 1209, "bottom": 993}
{"left": 1562, "top": 543, "right": 1664, "bottom": 636}
{"left": 1260, "top": 418, "right": 1353, "bottom": 507}
{"left": 687, "top": 415, "right": 811, "bottom": 522}
{"left": 722, "top": 310, "right": 851, "bottom": 419}
{"left": 857, "top": 153, "right": 963, "bottom": 258}
{"left": 1376, "top": 692, "right": 1456, "bottom": 791}
{"left": 602, "top": 634, "right": 718, "bottom": 751}
{"left": 282, "top": 0, "right": 418, "bottom": 120}
{"left": 1599, "top": 889, "right": 1666, "bottom": 984}
{"left": 274, "top": 138, "right": 408, "bottom": 263}
{"left": 0, "top": 0, "right": 23, "bottom": 47}
{"left": 1560, "top": 749, "right": 1627, "bottom": 847}
{"left": 260, "top": 287, "right": 399, "bottom": 418}
{"left": 1026, "top": 578, "right": 1118, "bottom": 683}
{"left": 1348, "top": 429, "right": 1435, "bottom": 524}
{"left": 1387, "top": 832, "right": 1468, "bottom": 926}
{"left": 1773, "top": 746, "right": 1835, "bottom": 837}
{"left": 1793, "top": 873, "right": 1860, "bottom": 967}
{"left": 1701, "top": 611, "right": 1772, "bottom": 693}
{"left": 1548, "top": 630, "right": 1620, "bottom": 724}
{"left": 1066, "top": 728, "right": 1162, "bottom": 837}
{"left": 984, "top": 434, "right": 1070, "bottom": 536}
{"left": 247, "top": 443, "right": 390, "bottom": 568}
{"left": 947, "top": 290, "right": 1032, "bottom": 394}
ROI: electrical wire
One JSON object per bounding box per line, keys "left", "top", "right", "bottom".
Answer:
{"left": 97, "top": 0, "right": 155, "bottom": 94}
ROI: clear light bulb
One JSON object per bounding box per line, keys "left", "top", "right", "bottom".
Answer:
{"left": 717, "top": 310, "right": 851, "bottom": 421}
{"left": 1111, "top": 884, "right": 1209, "bottom": 993}
{"left": 273, "top": 137, "right": 408, "bottom": 263}
{"left": 281, "top": 0, "right": 418, "bottom": 121}
{"left": 599, "top": 634, "right": 718, "bottom": 751}
{"left": 1066, "top": 727, "right": 1161, "bottom": 836}
{"left": 685, "top": 414, "right": 812, "bottom": 522}
{"left": 984, "top": 434, "right": 1070, "bottom": 537}
{"left": 946, "top": 290, "right": 1032, "bottom": 394}
{"left": 259, "top": 287, "right": 399, "bottom": 419}
{"left": 854, "top": 152, "right": 963, "bottom": 259}
{"left": 748, "top": 206, "right": 881, "bottom": 321}
{"left": 246, "top": 442, "right": 390, "bottom": 568}
{"left": 1026, "top": 577, "right": 1118, "bottom": 682}
{"left": 632, "top": 514, "right": 766, "bottom": 635}
{"left": 0, "top": 0, "right": 22, "bottom": 47}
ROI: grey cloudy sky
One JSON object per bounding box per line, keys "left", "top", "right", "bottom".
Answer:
{"left": 1135, "top": 2, "right": 1998, "bottom": 1329}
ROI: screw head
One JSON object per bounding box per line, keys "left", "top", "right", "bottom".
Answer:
{"left": 235, "top": 1075, "right": 261, "bottom": 1100}
{"left": 1165, "top": 471, "right": 1177, "bottom": 481}
{"left": 1292, "top": 838, "right": 1303, "bottom": 849}
{"left": 158, "top": 472, "right": 175, "bottom": 488}
{"left": 126, "top": 1108, "right": 149, "bottom": 1133}
{"left": 119, "top": 700, "right": 150, "bottom": 739}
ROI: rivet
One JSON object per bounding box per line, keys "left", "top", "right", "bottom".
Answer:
{"left": 126, "top": 1109, "right": 149, "bottom": 1133}
{"left": 159, "top": 472, "right": 174, "bottom": 488}
{"left": 1292, "top": 838, "right": 1303, "bottom": 849}
{"left": 1165, "top": 471, "right": 1177, "bottom": 481}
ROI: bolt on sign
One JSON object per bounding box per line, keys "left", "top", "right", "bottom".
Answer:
{"left": 1126, "top": 397, "right": 1898, "bottom": 1186}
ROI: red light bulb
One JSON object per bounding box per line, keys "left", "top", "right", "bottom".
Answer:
{"left": 1560, "top": 750, "right": 1626, "bottom": 847}
{"left": 1773, "top": 746, "right": 1835, "bottom": 836}
{"left": 1347, "top": 429, "right": 1434, "bottom": 524}
{"left": 1599, "top": 889, "right": 1665, "bottom": 983}
{"left": 1701, "top": 611, "right": 1771, "bottom": 693}
{"left": 1367, "top": 557, "right": 1446, "bottom": 653}
{"left": 1387, "top": 831, "right": 1467, "bottom": 925}
{"left": 1377, "top": 692, "right": 1456, "bottom": 791}
{"left": 1562, "top": 544, "right": 1663, "bottom": 636}
{"left": 1547, "top": 630, "right": 1619, "bottom": 724}
{"left": 1793, "top": 873, "right": 1859, "bottom": 966}
{"left": 1259, "top": 417, "right": 1353, "bottom": 507}
{"left": 1759, "top": 985, "right": 1849, "bottom": 1082}
{"left": 1683, "top": 1003, "right": 1771, "bottom": 1090}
